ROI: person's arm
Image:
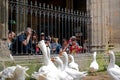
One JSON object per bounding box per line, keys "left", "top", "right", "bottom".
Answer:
{"left": 22, "top": 29, "right": 32, "bottom": 46}
{"left": 22, "top": 35, "right": 31, "bottom": 46}
{"left": 63, "top": 44, "right": 69, "bottom": 52}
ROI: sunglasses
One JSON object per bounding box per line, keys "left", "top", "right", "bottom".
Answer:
{"left": 71, "top": 39, "right": 76, "bottom": 41}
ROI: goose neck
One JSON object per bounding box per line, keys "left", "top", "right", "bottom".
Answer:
{"left": 57, "top": 59, "right": 64, "bottom": 71}
{"left": 63, "top": 53, "right": 68, "bottom": 67}
{"left": 109, "top": 52, "right": 115, "bottom": 67}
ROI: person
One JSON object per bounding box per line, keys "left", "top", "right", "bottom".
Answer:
{"left": 62, "top": 39, "right": 69, "bottom": 53}
{"left": 83, "top": 40, "right": 88, "bottom": 53}
{"left": 14, "top": 27, "right": 33, "bottom": 55}
{"left": 7, "top": 31, "right": 16, "bottom": 50}
{"left": 7, "top": 31, "right": 13, "bottom": 50}
{"left": 69, "top": 36, "right": 81, "bottom": 54}
{"left": 51, "top": 38, "right": 62, "bottom": 54}
{"left": 31, "top": 30, "right": 39, "bottom": 54}
{"left": 38, "top": 32, "right": 46, "bottom": 55}
{"left": 40, "top": 32, "right": 45, "bottom": 40}
{"left": 11, "top": 31, "right": 16, "bottom": 39}
{"left": 45, "top": 36, "right": 51, "bottom": 48}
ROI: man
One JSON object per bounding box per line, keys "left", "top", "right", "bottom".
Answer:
{"left": 16, "top": 27, "right": 33, "bottom": 55}
{"left": 40, "top": 32, "right": 45, "bottom": 40}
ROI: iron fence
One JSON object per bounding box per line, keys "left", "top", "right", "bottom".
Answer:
{"left": 8, "top": 0, "right": 91, "bottom": 55}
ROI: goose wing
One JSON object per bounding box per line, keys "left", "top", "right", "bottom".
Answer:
{"left": 107, "top": 67, "right": 120, "bottom": 80}
{"left": 65, "top": 68, "right": 87, "bottom": 79}
{"left": 69, "top": 62, "right": 79, "bottom": 71}
{"left": 2, "top": 66, "right": 16, "bottom": 78}
{"left": 90, "top": 61, "right": 99, "bottom": 71}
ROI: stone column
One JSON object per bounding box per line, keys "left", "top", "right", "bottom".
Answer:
{"left": 0, "top": 0, "right": 8, "bottom": 39}
{"left": 108, "top": 0, "right": 120, "bottom": 51}
{"left": 90, "top": 0, "right": 109, "bottom": 51}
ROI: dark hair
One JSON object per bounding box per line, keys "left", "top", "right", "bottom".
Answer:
{"left": 71, "top": 38, "right": 76, "bottom": 41}
{"left": 8, "top": 31, "right": 13, "bottom": 34}
{"left": 45, "top": 36, "right": 50, "bottom": 41}
{"left": 62, "top": 39, "right": 67, "bottom": 42}
{"left": 32, "top": 30, "right": 36, "bottom": 34}
{"left": 8, "top": 31, "right": 12, "bottom": 34}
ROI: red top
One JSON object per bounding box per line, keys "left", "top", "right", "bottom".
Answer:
{"left": 70, "top": 43, "right": 81, "bottom": 53}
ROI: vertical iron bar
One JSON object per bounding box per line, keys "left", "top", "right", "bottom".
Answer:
{"left": 54, "top": 6, "right": 57, "bottom": 37}
{"left": 64, "top": 8, "right": 67, "bottom": 39}
{"left": 61, "top": 8, "right": 64, "bottom": 40}
{"left": 10, "top": 2, "right": 13, "bottom": 31}
{"left": 76, "top": 11, "right": 79, "bottom": 45}
{"left": 82, "top": 12, "right": 85, "bottom": 47}
{"left": 25, "top": 0, "right": 28, "bottom": 32}
{"left": 16, "top": 0, "right": 19, "bottom": 54}
{"left": 79, "top": 12, "right": 82, "bottom": 46}
{"left": 43, "top": 3, "right": 46, "bottom": 34}
{"left": 58, "top": 6, "right": 61, "bottom": 41}
{"left": 29, "top": 1, "right": 33, "bottom": 54}
{"left": 47, "top": 5, "right": 50, "bottom": 36}
{"left": 73, "top": 11, "right": 76, "bottom": 36}
{"left": 51, "top": 4, "right": 53, "bottom": 36}
{"left": 71, "top": 9, "right": 73, "bottom": 36}
{"left": 35, "top": 1, "right": 38, "bottom": 31}
{"left": 30, "top": 1, "right": 33, "bottom": 29}
{"left": 39, "top": 3, "right": 41, "bottom": 40}
{"left": 19, "top": 0, "right": 23, "bottom": 33}
{"left": 68, "top": 9, "right": 70, "bottom": 39}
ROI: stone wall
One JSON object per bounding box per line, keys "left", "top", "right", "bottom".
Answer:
{"left": 89, "top": 0, "right": 120, "bottom": 51}
{"left": 0, "top": 0, "right": 8, "bottom": 39}
{"left": 0, "top": 39, "right": 12, "bottom": 61}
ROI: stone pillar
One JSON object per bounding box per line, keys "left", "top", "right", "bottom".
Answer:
{"left": 90, "top": 0, "right": 109, "bottom": 51}
{"left": 89, "top": 0, "right": 120, "bottom": 51}
{"left": 0, "top": 0, "right": 8, "bottom": 39}
{"left": 109, "top": 0, "right": 120, "bottom": 51}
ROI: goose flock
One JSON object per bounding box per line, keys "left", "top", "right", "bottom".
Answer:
{"left": 32, "top": 40, "right": 88, "bottom": 80}
{"left": 0, "top": 40, "right": 120, "bottom": 80}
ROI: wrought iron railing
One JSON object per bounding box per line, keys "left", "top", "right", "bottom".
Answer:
{"left": 8, "top": 0, "right": 91, "bottom": 55}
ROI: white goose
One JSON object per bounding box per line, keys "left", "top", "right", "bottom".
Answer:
{"left": 0, "top": 65, "right": 29, "bottom": 80}
{"left": 32, "top": 40, "right": 59, "bottom": 80}
{"left": 61, "top": 52, "right": 88, "bottom": 80}
{"left": 46, "top": 46, "right": 51, "bottom": 59}
{"left": 89, "top": 52, "right": 99, "bottom": 72}
{"left": 68, "top": 55, "right": 79, "bottom": 71}
{"left": 13, "top": 65, "right": 29, "bottom": 80}
{"left": 0, "top": 66, "right": 16, "bottom": 80}
{"left": 107, "top": 50, "right": 120, "bottom": 80}
{"left": 52, "top": 56, "right": 73, "bottom": 80}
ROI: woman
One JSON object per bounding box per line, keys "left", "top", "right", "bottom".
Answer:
{"left": 62, "top": 39, "right": 69, "bottom": 53}
{"left": 69, "top": 36, "right": 81, "bottom": 54}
